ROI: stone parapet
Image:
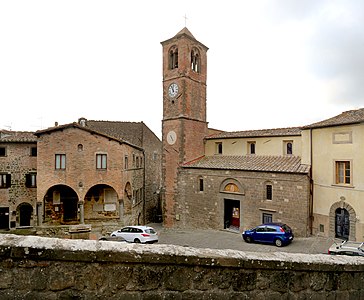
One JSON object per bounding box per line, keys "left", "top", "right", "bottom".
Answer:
{"left": 0, "top": 234, "right": 363, "bottom": 298}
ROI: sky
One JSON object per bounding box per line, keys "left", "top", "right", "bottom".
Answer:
{"left": 1, "top": 1, "right": 363, "bottom": 138}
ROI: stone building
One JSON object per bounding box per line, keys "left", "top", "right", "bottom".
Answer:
{"left": 0, "top": 130, "right": 37, "bottom": 229}
{"left": 160, "top": 27, "right": 364, "bottom": 240}
{"left": 161, "top": 28, "right": 311, "bottom": 237}
{"left": 0, "top": 119, "right": 161, "bottom": 231}
{"left": 302, "top": 109, "right": 364, "bottom": 241}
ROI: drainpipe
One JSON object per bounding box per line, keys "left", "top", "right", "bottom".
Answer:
{"left": 141, "top": 122, "right": 146, "bottom": 225}
{"left": 309, "top": 128, "right": 314, "bottom": 235}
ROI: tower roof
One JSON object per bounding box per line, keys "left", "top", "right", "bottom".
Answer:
{"left": 174, "top": 27, "right": 196, "bottom": 39}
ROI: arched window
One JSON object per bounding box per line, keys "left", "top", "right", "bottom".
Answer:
{"left": 191, "top": 48, "right": 200, "bottom": 73}
{"left": 169, "top": 46, "right": 178, "bottom": 70}
{"left": 287, "top": 142, "right": 293, "bottom": 155}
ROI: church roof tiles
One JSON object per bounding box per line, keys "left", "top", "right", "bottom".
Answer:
{"left": 206, "top": 127, "right": 302, "bottom": 139}
{"left": 304, "top": 108, "right": 364, "bottom": 129}
{"left": 183, "top": 155, "right": 310, "bottom": 174}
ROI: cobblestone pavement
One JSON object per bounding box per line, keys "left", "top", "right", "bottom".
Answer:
{"left": 148, "top": 223, "right": 339, "bottom": 255}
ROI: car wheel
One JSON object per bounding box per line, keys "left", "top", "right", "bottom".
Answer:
{"left": 274, "top": 239, "right": 283, "bottom": 247}
{"left": 245, "top": 236, "right": 252, "bottom": 243}
{"left": 111, "top": 234, "right": 116, "bottom": 237}
{"left": 134, "top": 238, "right": 141, "bottom": 243}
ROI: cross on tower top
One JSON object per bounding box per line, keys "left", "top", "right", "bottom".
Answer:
{"left": 183, "top": 14, "right": 188, "bottom": 27}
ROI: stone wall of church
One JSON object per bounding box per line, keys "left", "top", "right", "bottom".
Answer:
{"left": 176, "top": 168, "right": 311, "bottom": 237}
{"left": 0, "top": 234, "right": 363, "bottom": 298}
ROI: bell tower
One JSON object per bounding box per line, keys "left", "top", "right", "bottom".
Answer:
{"left": 161, "top": 28, "right": 208, "bottom": 227}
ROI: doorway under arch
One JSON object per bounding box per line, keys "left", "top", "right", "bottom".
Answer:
{"left": 44, "top": 185, "right": 79, "bottom": 224}
{"left": 335, "top": 208, "right": 350, "bottom": 240}
{"left": 329, "top": 201, "right": 356, "bottom": 241}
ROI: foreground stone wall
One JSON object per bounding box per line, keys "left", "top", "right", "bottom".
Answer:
{"left": 0, "top": 234, "right": 363, "bottom": 299}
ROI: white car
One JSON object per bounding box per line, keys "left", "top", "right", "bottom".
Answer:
{"left": 111, "top": 226, "right": 158, "bottom": 244}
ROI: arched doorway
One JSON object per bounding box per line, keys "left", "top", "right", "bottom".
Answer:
{"left": 335, "top": 208, "right": 350, "bottom": 240}
{"left": 18, "top": 203, "right": 33, "bottom": 227}
{"left": 44, "top": 185, "right": 79, "bottom": 224}
{"left": 329, "top": 201, "right": 356, "bottom": 241}
{"left": 220, "top": 179, "right": 245, "bottom": 231}
{"left": 84, "top": 184, "right": 119, "bottom": 220}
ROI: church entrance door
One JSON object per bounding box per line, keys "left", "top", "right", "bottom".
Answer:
{"left": 224, "top": 199, "right": 240, "bottom": 231}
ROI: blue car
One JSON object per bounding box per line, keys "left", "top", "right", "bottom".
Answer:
{"left": 242, "top": 223, "right": 294, "bottom": 247}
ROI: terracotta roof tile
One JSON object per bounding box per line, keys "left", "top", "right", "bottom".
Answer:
{"left": 206, "top": 127, "right": 302, "bottom": 139}
{"left": 0, "top": 130, "right": 37, "bottom": 143}
{"left": 183, "top": 155, "right": 310, "bottom": 174}
{"left": 304, "top": 108, "right": 364, "bottom": 129}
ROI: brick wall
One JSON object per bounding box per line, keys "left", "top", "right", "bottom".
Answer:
{"left": 37, "top": 127, "right": 144, "bottom": 225}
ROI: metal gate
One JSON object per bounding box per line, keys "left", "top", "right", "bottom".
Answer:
{"left": 335, "top": 208, "right": 350, "bottom": 240}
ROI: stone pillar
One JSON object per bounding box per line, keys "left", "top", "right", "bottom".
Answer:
{"left": 119, "top": 199, "right": 124, "bottom": 221}
{"left": 36, "top": 202, "right": 42, "bottom": 226}
{"left": 79, "top": 201, "right": 84, "bottom": 224}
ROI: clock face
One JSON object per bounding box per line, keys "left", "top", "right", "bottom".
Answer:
{"left": 168, "top": 83, "right": 179, "bottom": 98}
{"left": 167, "top": 130, "right": 177, "bottom": 145}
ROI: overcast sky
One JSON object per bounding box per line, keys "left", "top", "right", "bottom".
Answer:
{"left": 1, "top": 1, "right": 363, "bottom": 138}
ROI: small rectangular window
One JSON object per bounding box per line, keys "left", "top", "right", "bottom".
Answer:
{"left": 96, "top": 154, "right": 107, "bottom": 169}
{"left": 216, "top": 142, "right": 222, "bottom": 154}
{"left": 248, "top": 142, "right": 256, "bottom": 154}
{"left": 284, "top": 141, "right": 293, "bottom": 155}
{"left": 124, "top": 155, "right": 129, "bottom": 170}
{"left": 335, "top": 161, "right": 351, "bottom": 185}
{"left": 266, "top": 184, "right": 272, "bottom": 200}
{"left": 25, "top": 173, "right": 37, "bottom": 188}
{"left": 0, "top": 147, "right": 6, "bottom": 156}
{"left": 199, "top": 178, "right": 204, "bottom": 192}
{"left": 30, "top": 147, "right": 37, "bottom": 157}
{"left": 262, "top": 213, "right": 272, "bottom": 224}
{"left": 55, "top": 154, "right": 66, "bottom": 170}
{"left": 0, "top": 174, "right": 11, "bottom": 188}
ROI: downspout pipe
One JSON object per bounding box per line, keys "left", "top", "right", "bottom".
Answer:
{"left": 309, "top": 128, "right": 314, "bottom": 235}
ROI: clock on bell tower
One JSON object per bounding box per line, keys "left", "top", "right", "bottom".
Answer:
{"left": 161, "top": 27, "right": 209, "bottom": 227}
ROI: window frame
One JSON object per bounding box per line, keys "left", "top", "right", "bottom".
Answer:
{"left": 25, "top": 173, "right": 37, "bottom": 188}
{"left": 0, "top": 173, "right": 11, "bottom": 188}
{"left": 248, "top": 141, "right": 256, "bottom": 155}
{"left": 55, "top": 154, "right": 66, "bottom": 170}
{"left": 262, "top": 213, "right": 273, "bottom": 224}
{"left": 283, "top": 140, "right": 293, "bottom": 155}
{"left": 30, "top": 147, "right": 37, "bottom": 157}
{"left": 335, "top": 160, "right": 352, "bottom": 186}
{"left": 0, "top": 147, "right": 6, "bottom": 157}
{"left": 215, "top": 142, "right": 222, "bottom": 155}
{"left": 96, "top": 153, "right": 107, "bottom": 170}
{"left": 266, "top": 184, "right": 273, "bottom": 200}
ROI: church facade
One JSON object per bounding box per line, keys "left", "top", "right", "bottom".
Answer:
{"left": 161, "top": 28, "right": 364, "bottom": 240}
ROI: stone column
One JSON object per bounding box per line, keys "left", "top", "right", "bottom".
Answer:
{"left": 119, "top": 199, "right": 124, "bottom": 221}
{"left": 36, "top": 202, "right": 42, "bottom": 226}
{"left": 79, "top": 201, "right": 84, "bottom": 224}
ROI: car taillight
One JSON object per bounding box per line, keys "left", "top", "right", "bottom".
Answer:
{"left": 280, "top": 228, "right": 285, "bottom": 232}
{"left": 141, "top": 233, "right": 150, "bottom": 237}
